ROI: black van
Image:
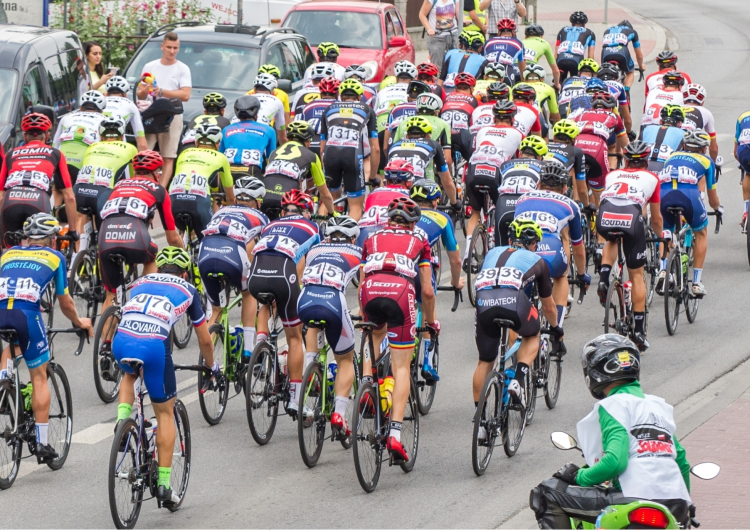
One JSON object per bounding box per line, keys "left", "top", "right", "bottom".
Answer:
{"left": 0, "top": 25, "right": 89, "bottom": 152}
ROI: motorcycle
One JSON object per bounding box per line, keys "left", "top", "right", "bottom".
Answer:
{"left": 550, "top": 431, "right": 720, "bottom": 529}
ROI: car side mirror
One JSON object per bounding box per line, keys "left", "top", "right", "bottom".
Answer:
{"left": 550, "top": 431, "right": 579, "bottom": 451}
{"left": 277, "top": 79, "right": 293, "bottom": 94}
{"left": 389, "top": 36, "right": 406, "bottom": 48}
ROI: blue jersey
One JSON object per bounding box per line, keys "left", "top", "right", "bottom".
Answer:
{"left": 441, "top": 50, "right": 490, "bottom": 88}
{"left": 252, "top": 214, "right": 321, "bottom": 263}
{"left": 0, "top": 246, "right": 68, "bottom": 310}
{"left": 477, "top": 245, "right": 552, "bottom": 299}
{"left": 555, "top": 26, "right": 596, "bottom": 57}
{"left": 203, "top": 205, "right": 268, "bottom": 245}
{"left": 416, "top": 208, "right": 458, "bottom": 251}
{"left": 297, "top": 99, "right": 335, "bottom": 151}
{"left": 514, "top": 190, "right": 583, "bottom": 244}
{"left": 220, "top": 120, "right": 277, "bottom": 168}
{"left": 302, "top": 242, "right": 362, "bottom": 292}
{"left": 658, "top": 151, "right": 716, "bottom": 192}
{"left": 604, "top": 80, "right": 629, "bottom": 107}
{"left": 601, "top": 25, "right": 640, "bottom": 49}
{"left": 735, "top": 111, "right": 750, "bottom": 147}
{"left": 640, "top": 125, "right": 686, "bottom": 163}
{"left": 387, "top": 102, "right": 418, "bottom": 133}
{"left": 483, "top": 38, "right": 523, "bottom": 67}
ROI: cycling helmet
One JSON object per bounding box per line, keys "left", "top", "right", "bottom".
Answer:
{"left": 384, "top": 158, "right": 417, "bottom": 183}
{"left": 23, "top": 212, "right": 61, "bottom": 239}
{"left": 325, "top": 215, "right": 360, "bottom": 239}
{"left": 552, "top": 119, "right": 580, "bottom": 140}
{"left": 520, "top": 136, "right": 548, "bottom": 157}
{"left": 394, "top": 60, "right": 417, "bottom": 79}
{"left": 508, "top": 218, "right": 543, "bottom": 247}
{"left": 405, "top": 115, "right": 433, "bottom": 135}
{"left": 318, "top": 76, "right": 341, "bottom": 95}
{"left": 258, "top": 64, "right": 282, "bottom": 78}
{"left": 310, "top": 63, "right": 335, "bottom": 80}
{"left": 282, "top": 189, "right": 314, "bottom": 212}
{"left": 155, "top": 246, "right": 191, "bottom": 271}
{"left": 80, "top": 90, "right": 106, "bottom": 111}
{"left": 133, "top": 150, "right": 164, "bottom": 172}
{"left": 234, "top": 95, "right": 261, "bottom": 120}
{"left": 286, "top": 120, "right": 313, "bottom": 142}
{"left": 525, "top": 24, "right": 544, "bottom": 37}
{"left": 512, "top": 83, "right": 536, "bottom": 102}
{"left": 195, "top": 123, "right": 222, "bottom": 145}
{"left": 345, "top": 64, "right": 368, "bottom": 80}
{"left": 339, "top": 78, "right": 364, "bottom": 97}
{"left": 590, "top": 91, "right": 616, "bottom": 109}
{"left": 540, "top": 160, "right": 569, "bottom": 187}
{"left": 410, "top": 178, "right": 441, "bottom": 201}
{"left": 683, "top": 128, "right": 711, "bottom": 149}
{"left": 407, "top": 80, "right": 431, "bottom": 99}
{"left": 683, "top": 83, "right": 707, "bottom": 105}
{"left": 454, "top": 72, "right": 477, "bottom": 88}
{"left": 656, "top": 50, "right": 677, "bottom": 66}
{"left": 21, "top": 113, "right": 53, "bottom": 133}
{"left": 597, "top": 62, "right": 621, "bottom": 81}
{"left": 496, "top": 18, "right": 516, "bottom": 32}
{"left": 618, "top": 20, "right": 633, "bottom": 29}
{"left": 623, "top": 140, "right": 651, "bottom": 161}
{"left": 416, "top": 92, "right": 443, "bottom": 112}
{"left": 233, "top": 176, "right": 266, "bottom": 200}
{"left": 582, "top": 334, "right": 640, "bottom": 399}
{"left": 99, "top": 117, "right": 126, "bottom": 138}
{"left": 105, "top": 75, "right": 129, "bottom": 94}
{"left": 660, "top": 104, "right": 685, "bottom": 124}
{"left": 585, "top": 78, "right": 609, "bottom": 94}
{"left": 492, "top": 100, "right": 517, "bottom": 118}
{"left": 417, "top": 62, "right": 439, "bottom": 78}
{"left": 662, "top": 70, "right": 684, "bottom": 87}
{"left": 577, "top": 58, "right": 599, "bottom": 74}
{"left": 484, "top": 62, "right": 507, "bottom": 79}
{"left": 254, "top": 73, "right": 278, "bottom": 91}
{"left": 203, "top": 92, "right": 227, "bottom": 110}
{"left": 569, "top": 11, "right": 588, "bottom": 24}
{"left": 486, "top": 82, "right": 510, "bottom": 102}
{"left": 524, "top": 63, "right": 546, "bottom": 81}
{"left": 387, "top": 196, "right": 421, "bottom": 223}
{"left": 460, "top": 30, "right": 485, "bottom": 50}
{"left": 316, "top": 42, "right": 340, "bottom": 59}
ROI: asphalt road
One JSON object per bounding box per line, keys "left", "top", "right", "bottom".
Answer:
{"left": 3, "top": 1, "right": 750, "bottom": 527}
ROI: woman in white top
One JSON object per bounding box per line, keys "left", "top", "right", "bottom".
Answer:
{"left": 419, "top": 0, "right": 461, "bottom": 77}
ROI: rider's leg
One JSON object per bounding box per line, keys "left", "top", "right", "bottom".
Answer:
{"left": 256, "top": 304, "right": 270, "bottom": 343}
{"left": 152, "top": 398, "right": 177, "bottom": 488}
{"left": 623, "top": 70, "right": 635, "bottom": 88}
{"left": 332, "top": 349, "right": 354, "bottom": 427}
{"left": 388, "top": 345, "right": 412, "bottom": 425}
{"left": 29, "top": 363, "right": 50, "bottom": 425}
{"left": 117, "top": 372, "right": 137, "bottom": 421}
{"left": 241, "top": 291, "right": 257, "bottom": 355}
{"left": 513, "top": 335, "right": 540, "bottom": 391}
{"left": 629, "top": 265, "right": 646, "bottom": 333}
{"left": 472, "top": 360, "right": 494, "bottom": 402}
{"left": 742, "top": 173, "right": 750, "bottom": 225}
{"left": 285, "top": 323, "right": 304, "bottom": 407}
{"left": 348, "top": 195, "right": 364, "bottom": 222}
{"left": 552, "top": 276, "right": 569, "bottom": 326}
{"left": 598, "top": 240, "right": 618, "bottom": 287}
{"left": 362, "top": 326, "right": 387, "bottom": 380}
{"left": 463, "top": 210, "right": 482, "bottom": 262}
{"left": 692, "top": 227, "right": 708, "bottom": 286}
{"left": 303, "top": 326, "right": 320, "bottom": 371}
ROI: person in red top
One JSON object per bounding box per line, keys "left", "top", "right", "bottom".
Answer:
{"left": 0, "top": 114, "right": 78, "bottom": 247}
{"left": 510, "top": 84, "right": 542, "bottom": 137}
{"left": 357, "top": 159, "right": 414, "bottom": 246}
{"left": 644, "top": 51, "right": 691, "bottom": 97}
{"left": 358, "top": 196, "right": 437, "bottom": 463}
{"left": 440, "top": 72, "right": 479, "bottom": 162}
{"left": 97, "top": 150, "right": 184, "bottom": 312}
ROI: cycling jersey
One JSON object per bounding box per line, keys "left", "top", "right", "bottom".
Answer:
{"left": 387, "top": 137, "right": 448, "bottom": 182}
{"left": 546, "top": 143, "right": 586, "bottom": 181}
{"left": 253, "top": 92, "right": 286, "bottom": 130}
{"left": 483, "top": 37, "right": 523, "bottom": 68}
{"left": 0, "top": 141, "right": 72, "bottom": 192}
{"left": 53, "top": 111, "right": 106, "bottom": 169}
{"left": 513, "top": 101, "right": 542, "bottom": 136}
{"left": 600, "top": 24, "right": 639, "bottom": 74}
{"left": 735, "top": 111, "right": 750, "bottom": 147}
{"left": 499, "top": 158, "right": 543, "bottom": 194}
{"left": 181, "top": 114, "right": 231, "bottom": 148}
{"left": 77, "top": 141, "right": 137, "bottom": 188}
{"left": 476, "top": 245, "right": 552, "bottom": 296}
{"left": 641, "top": 89, "right": 684, "bottom": 128}
{"left": 291, "top": 86, "right": 322, "bottom": 117}
{"left": 220, "top": 120, "right": 277, "bottom": 175}
{"left": 392, "top": 114, "right": 452, "bottom": 150}
{"left": 470, "top": 125, "right": 524, "bottom": 166}
{"left": 296, "top": 98, "right": 336, "bottom": 155}
{"left": 417, "top": 208, "right": 458, "bottom": 251}
{"left": 252, "top": 214, "right": 321, "bottom": 264}
{"left": 601, "top": 168, "right": 660, "bottom": 209}
{"left": 440, "top": 50, "right": 490, "bottom": 90}
{"left": 441, "top": 92, "right": 479, "bottom": 133}
{"left": 357, "top": 186, "right": 410, "bottom": 247}
{"left": 102, "top": 175, "right": 176, "bottom": 229}
{"left": 171, "top": 147, "right": 233, "bottom": 196}
{"left": 386, "top": 102, "right": 418, "bottom": 134}
{"left": 659, "top": 151, "right": 715, "bottom": 231}
{"left": 575, "top": 133, "right": 610, "bottom": 190}
{"left": 644, "top": 70, "right": 692, "bottom": 97}
{"left": 558, "top": 76, "right": 588, "bottom": 117}
{"left": 574, "top": 109, "right": 626, "bottom": 142}
{"left": 603, "top": 80, "right": 629, "bottom": 108}
{"left": 522, "top": 36, "right": 555, "bottom": 65}
{"left": 681, "top": 106, "right": 716, "bottom": 137}
{"left": 523, "top": 81, "right": 560, "bottom": 115}
{"left": 470, "top": 103, "right": 494, "bottom": 133}
{"left": 266, "top": 140, "right": 326, "bottom": 190}
{"left": 302, "top": 242, "right": 361, "bottom": 293}
{"left": 556, "top": 26, "right": 596, "bottom": 58}
{"left": 640, "top": 125, "right": 686, "bottom": 169}
{"left": 374, "top": 83, "right": 409, "bottom": 133}
{"left": 247, "top": 87, "right": 290, "bottom": 114}
{"left": 515, "top": 189, "right": 583, "bottom": 242}
{"left": 202, "top": 204, "right": 268, "bottom": 243}
{"left": 361, "top": 226, "right": 431, "bottom": 280}
{"left": 303, "top": 61, "right": 346, "bottom": 84}
{"left": 104, "top": 96, "right": 145, "bottom": 138}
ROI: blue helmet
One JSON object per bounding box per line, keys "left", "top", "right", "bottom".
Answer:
{"left": 585, "top": 78, "right": 608, "bottom": 94}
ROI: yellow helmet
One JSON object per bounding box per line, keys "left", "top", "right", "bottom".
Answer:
{"left": 339, "top": 78, "right": 364, "bottom": 97}
{"left": 578, "top": 58, "right": 599, "bottom": 74}
{"left": 520, "top": 136, "right": 548, "bottom": 157}
{"left": 404, "top": 116, "right": 433, "bottom": 135}
{"left": 552, "top": 119, "right": 580, "bottom": 140}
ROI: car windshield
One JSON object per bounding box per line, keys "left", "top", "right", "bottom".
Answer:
{"left": 0, "top": 68, "right": 17, "bottom": 123}
{"left": 124, "top": 41, "right": 260, "bottom": 90}
{"left": 284, "top": 11, "right": 382, "bottom": 49}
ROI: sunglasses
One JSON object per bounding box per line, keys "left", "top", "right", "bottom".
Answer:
{"left": 284, "top": 206, "right": 302, "bottom": 214}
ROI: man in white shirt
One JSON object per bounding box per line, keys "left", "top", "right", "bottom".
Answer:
{"left": 137, "top": 32, "right": 192, "bottom": 187}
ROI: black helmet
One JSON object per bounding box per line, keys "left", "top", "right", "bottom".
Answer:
{"left": 656, "top": 51, "right": 677, "bottom": 65}
{"left": 597, "top": 62, "right": 621, "bottom": 81}
{"left": 492, "top": 99, "right": 517, "bottom": 118}
{"left": 540, "top": 160, "right": 568, "bottom": 187}
{"left": 486, "top": 82, "right": 510, "bottom": 102}
{"left": 569, "top": 11, "right": 588, "bottom": 24}
{"left": 525, "top": 24, "right": 544, "bottom": 37}
{"left": 407, "top": 80, "right": 431, "bottom": 99}
{"left": 619, "top": 20, "right": 633, "bottom": 29}
{"left": 582, "top": 334, "right": 640, "bottom": 399}
{"left": 234, "top": 95, "right": 261, "bottom": 120}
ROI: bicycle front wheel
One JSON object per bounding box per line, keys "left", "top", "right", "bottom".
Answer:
{"left": 165, "top": 399, "right": 191, "bottom": 512}
{"left": 108, "top": 418, "right": 143, "bottom": 529}
{"left": 46, "top": 363, "right": 73, "bottom": 470}
{"left": 472, "top": 370, "right": 500, "bottom": 476}
{"left": 664, "top": 248, "right": 681, "bottom": 336}
{"left": 685, "top": 245, "right": 700, "bottom": 324}
{"left": 70, "top": 251, "right": 98, "bottom": 321}
{"left": 467, "top": 224, "right": 488, "bottom": 307}
{"left": 604, "top": 276, "right": 625, "bottom": 336}
{"left": 0, "top": 384, "right": 21, "bottom": 489}
{"left": 415, "top": 337, "right": 438, "bottom": 415}
{"left": 543, "top": 338, "right": 562, "bottom": 410}
{"left": 93, "top": 305, "right": 122, "bottom": 403}
{"left": 352, "top": 380, "right": 382, "bottom": 493}
{"left": 245, "top": 341, "right": 279, "bottom": 445}
{"left": 197, "top": 325, "right": 229, "bottom": 426}
{"left": 399, "top": 382, "right": 419, "bottom": 473}
{"left": 298, "top": 361, "right": 325, "bottom": 468}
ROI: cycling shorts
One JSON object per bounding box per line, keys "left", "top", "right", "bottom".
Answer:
{"left": 737, "top": 145, "right": 750, "bottom": 173}
{"left": 227, "top": 164, "right": 263, "bottom": 184}
{"left": 360, "top": 273, "right": 417, "bottom": 351}
{"left": 451, "top": 130, "right": 473, "bottom": 162}
{"left": 1, "top": 186, "right": 51, "bottom": 247}
{"left": 298, "top": 286, "right": 355, "bottom": 355}
{"left": 596, "top": 201, "right": 647, "bottom": 269}
{"left": 660, "top": 188, "right": 709, "bottom": 232}
{"left": 576, "top": 133, "right": 610, "bottom": 190}
{"left": 197, "top": 235, "right": 251, "bottom": 307}
{"left": 247, "top": 253, "right": 301, "bottom": 327}
{"left": 113, "top": 334, "right": 175, "bottom": 404}
{"left": 73, "top": 183, "right": 112, "bottom": 229}
{"left": 67, "top": 164, "right": 79, "bottom": 184}
{"left": 171, "top": 194, "right": 213, "bottom": 240}
{"left": 465, "top": 164, "right": 500, "bottom": 213}
{"left": 0, "top": 307, "right": 49, "bottom": 369}
{"left": 323, "top": 147, "right": 366, "bottom": 198}
{"left": 536, "top": 234, "right": 568, "bottom": 278}
{"left": 475, "top": 288, "right": 539, "bottom": 362}
{"left": 98, "top": 215, "right": 158, "bottom": 292}
{"left": 261, "top": 175, "right": 299, "bottom": 218}
{"left": 646, "top": 160, "right": 666, "bottom": 174}
{"left": 601, "top": 46, "right": 634, "bottom": 74}
{"left": 495, "top": 193, "right": 521, "bottom": 246}
{"left": 556, "top": 53, "right": 582, "bottom": 81}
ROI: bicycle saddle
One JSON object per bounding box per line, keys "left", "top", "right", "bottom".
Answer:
{"left": 255, "top": 292, "right": 277, "bottom": 305}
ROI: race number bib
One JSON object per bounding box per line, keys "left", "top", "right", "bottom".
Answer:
{"left": 499, "top": 175, "right": 537, "bottom": 194}
{"left": 441, "top": 110, "right": 469, "bottom": 131}
{"left": 516, "top": 210, "right": 558, "bottom": 233}
{"left": 253, "top": 235, "right": 300, "bottom": 260}
{"left": 470, "top": 144, "right": 507, "bottom": 166}
{"left": 569, "top": 41, "right": 585, "bottom": 55}
{"left": 326, "top": 126, "right": 359, "bottom": 148}
{"left": 474, "top": 266, "right": 523, "bottom": 290}
{"left": 738, "top": 128, "right": 750, "bottom": 145}
{"left": 302, "top": 262, "right": 347, "bottom": 290}
{"left": 601, "top": 182, "right": 647, "bottom": 206}
{"left": 123, "top": 293, "right": 174, "bottom": 325}
{"left": 170, "top": 172, "right": 209, "bottom": 197}
{"left": 101, "top": 196, "right": 149, "bottom": 219}
{"left": 0, "top": 277, "right": 41, "bottom": 303}
{"left": 652, "top": 143, "right": 675, "bottom": 162}
{"left": 602, "top": 33, "right": 628, "bottom": 46}
{"left": 363, "top": 252, "right": 416, "bottom": 278}
{"left": 241, "top": 149, "right": 262, "bottom": 167}
{"left": 660, "top": 165, "right": 699, "bottom": 185}
{"left": 265, "top": 160, "right": 302, "bottom": 180}
{"left": 471, "top": 112, "right": 494, "bottom": 132}
{"left": 7, "top": 170, "right": 50, "bottom": 191}
{"left": 359, "top": 206, "right": 389, "bottom": 228}
{"left": 523, "top": 48, "right": 537, "bottom": 63}
{"left": 79, "top": 165, "right": 114, "bottom": 187}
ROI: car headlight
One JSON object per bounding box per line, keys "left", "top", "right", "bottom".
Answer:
{"left": 361, "top": 61, "right": 379, "bottom": 82}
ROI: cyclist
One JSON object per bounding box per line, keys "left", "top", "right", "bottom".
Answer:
{"left": 597, "top": 62, "right": 632, "bottom": 136}
{"left": 440, "top": 72, "right": 479, "bottom": 162}
{"left": 656, "top": 129, "right": 722, "bottom": 298}
{"left": 382, "top": 80, "right": 431, "bottom": 152}
{"left": 564, "top": 74, "right": 610, "bottom": 120}
{"left": 98, "top": 150, "right": 184, "bottom": 313}
{"left": 198, "top": 177, "right": 268, "bottom": 355}
{"left": 170, "top": 123, "right": 235, "bottom": 237}
{"left": 220, "top": 96, "right": 277, "bottom": 180}
{"left": 523, "top": 64, "right": 561, "bottom": 134}
{"left": 510, "top": 84, "right": 542, "bottom": 137}
{"left": 495, "top": 136, "right": 547, "bottom": 246}
{"left": 522, "top": 24, "right": 561, "bottom": 90}
{"left": 558, "top": 58, "right": 599, "bottom": 118}
{"left": 463, "top": 100, "right": 524, "bottom": 268}
{"left": 298, "top": 215, "right": 362, "bottom": 437}
{"left": 303, "top": 42, "right": 346, "bottom": 83}
{"left": 640, "top": 105, "right": 687, "bottom": 173}
{"left": 682, "top": 84, "right": 719, "bottom": 161}
{"left": 320, "top": 79, "right": 379, "bottom": 221}
{"left": 530, "top": 334, "right": 692, "bottom": 529}
{"left": 555, "top": 11, "right": 596, "bottom": 83}
{"left": 734, "top": 110, "right": 750, "bottom": 228}
{"left": 645, "top": 51, "right": 692, "bottom": 97}
{"left": 53, "top": 91, "right": 107, "bottom": 181}
{"left": 641, "top": 70, "right": 685, "bottom": 130}
{"left": 546, "top": 119, "right": 587, "bottom": 203}
{"left": 295, "top": 76, "right": 340, "bottom": 160}
{"left": 474, "top": 63, "right": 512, "bottom": 102}
{"left": 292, "top": 63, "right": 335, "bottom": 117}
{"left": 596, "top": 141, "right": 663, "bottom": 351}
{"left": 471, "top": 81, "right": 510, "bottom": 134}
{"left": 249, "top": 74, "right": 287, "bottom": 144}
{"left": 103, "top": 76, "right": 147, "bottom": 151}
{"left": 0, "top": 114, "right": 78, "bottom": 248}
{"left": 393, "top": 93, "right": 452, "bottom": 173}
{"left": 180, "top": 92, "right": 231, "bottom": 153}
{"left": 248, "top": 189, "right": 321, "bottom": 416}
{"left": 344, "top": 64, "right": 378, "bottom": 104}
{"left": 484, "top": 20, "right": 525, "bottom": 85}
{"left": 416, "top": 62, "right": 446, "bottom": 100}
{"left": 472, "top": 219, "right": 560, "bottom": 410}
{"left": 247, "top": 64, "right": 291, "bottom": 127}
{"left": 514, "top": 161, "right": 589, "bottom": 334}
{"left": 374, "top": 61, "right": 416, "bottom": 171}
{"left": 113, "top": 246, "right": 215, "bottom": 507}
{"left": 357, "top": 159, "right": 414, "bottom": 247}
{"left": 440, "top": 30, "right": 489, "bottom": 91}
{"left": 600, "top": 20, "right": 645, "bottom": 90}
{"left": 358, "top": 196, "right": 436, "bottom": 462}
{"left": 263, "top": 121, "right": 335, "bottom": 217}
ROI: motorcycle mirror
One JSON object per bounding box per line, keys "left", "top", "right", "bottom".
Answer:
{"left": 550, "top": 431, "right": 578, "bottom": 450}
{"left": 690, "top": 462, "right": 720, "bottom": 480}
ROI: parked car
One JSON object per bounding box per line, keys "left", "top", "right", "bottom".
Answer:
{"left": 282, "top": 1, "right": 415, "bottom": 83}
{"left": 123, "top": 22, "right": 315, "bottom": 125}
{"left": 0, "top": 25, "right": 88, "bottom": 151}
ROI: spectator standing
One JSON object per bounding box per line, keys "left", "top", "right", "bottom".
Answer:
{"left": 85, "top": 42, "right": 113, "bottom": 94}
{"left": 137, "top": 32, "right": 192, "bottom": 188}
{"left": 480, "top": 0, "right": 526, "bottom": 39}
{"left": 419, "top": 0, "right": 461, "bottom": 76}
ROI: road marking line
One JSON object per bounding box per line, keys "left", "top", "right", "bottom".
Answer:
{"left": 72, "top": 422, "right": 114, "bottom": 445}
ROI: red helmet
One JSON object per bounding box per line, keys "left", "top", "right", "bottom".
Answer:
{"left": 21, "top": 113, "right": 52, "bottom": 133}
{"left": 454, "top": 72, "right": 476, "bottom": 87}
{"left": 417, "top": 62, "right": 439, "bottom": 78}
{"left": 318, "top": 76, "right": 341, "bottom": 95}
{"left": 281, "top": 189, "right": 314, "bottom": 212}
{"left": 497, "top": 18, "right": 517, "bottom": 31}
{"left": 387, "top": 196, "right": 421, "bottom": 223}
{"left": 132, "top": 150, "right": 164, "bottom": 172}
{"left": 384, "top": 158, "right": 417, "bottom": 183}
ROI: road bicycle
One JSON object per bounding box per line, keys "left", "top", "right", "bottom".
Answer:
{"left": 465, "top": 185, "right": 496, "bottom": 307}
{"left": 0, "top": 327, "right": 86, "bottom": 489}
{"left": 172, "top": 213, "right": 209, "bottom": 349}
{"left": 69, "top": 209, "right": 106, "bottom": 326}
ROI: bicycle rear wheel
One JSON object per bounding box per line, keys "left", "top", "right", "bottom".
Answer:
{"left": 46, "top": 363, "right": 73, "bottom": 470}
{"left": 41, "top": 283, "right": 56, "bottom": 328}
{"left": 525, "top": 359, "right": 538, "bottom": 425}
{"left": 415, "top": 337, "right": 438, "bottom": 415}
{"left": 245, "top": 341, "right": 279, "bottom": 445}
{"left": 0, "top": 384, "right": 21, "bottom": 489}
{"left": 543, "top": 337, "right": 562, "bottom": 410}
{"left": 685, "top": 245, "right": 699, "bottom": 323}
{"left": 298, "top": 361, "right": 325, "bottom": 468}
{"left": 197, "top": 325, "right": 229, "bottom": 426}
{"left": 352, "top": 380, "right": 382, "bottom": 493}
{"left": 467, "top": 224, "right": 488, "bottom": 307}
{"left": 664, "top": 248, "right": 681, "bottom": 336}
{"left": 70, "top": 251, "right": 98, "bottom": 320}
{"left": 644, "top": 227, "right": 659, "bottom": 308}
{"left": 472, "top": 370, "right": 500, "bottom": 476}
{"left": 108, "top": 418, "right": 143, "bottom": 529}
{"left": 164, "top": 399, "right": 191, "bottom": 512}
{"left": 503, "top": 381, "right": 526, "bottom": 457}
{"left": 399, "top": 382, "right": 419, "bottom": 473}
{"left": 604, "top": 275, "right": 625, "bottom": 336}
{"left": 93, "top": 305, "right": 122, "bottom": 403}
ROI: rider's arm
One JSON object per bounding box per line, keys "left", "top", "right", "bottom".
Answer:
{"left": 52, "top": 122, "right": 63, "bottom": 148}
{"left": 419, "top": 263, "right": 436, "bottom": 324}
{"left": 310, "top": 156, "right": 335, "bottom": 214}
{"left": 219, "top": 156, "right": 236, "bottom": 204}
{"left": 194, "top": 322, "right": 215, "bottom": 366}
{"left": 633, "top": 38, "right": 645, "bottom": 71}
{"left": 433, "top": 145, "right": 457, "bottom": 203}
{"left": 587, "top": 34, "right": 596, "bottom": 60}
{"left": 575, "top": 406, "right": 630, "bottom": 487}
{"left": 54, "top": 258, "right": 92, "bottom": 332}
{"left": 129, "top": 104, "right": 148, "bottom": 151}
{"left": 675, "top": 437, "right": 691, "bottom": 492}
{"left": 157, "top": 192, "right": 185, "bottom": 249}
{"left": 703, "top": 163, "right": 720, "bottom": 210}
{"left": 620, "top": 105, "right": 632, "bottom": 134}
{"left": 55, "top": 152, "right": 78, "bottom": 229}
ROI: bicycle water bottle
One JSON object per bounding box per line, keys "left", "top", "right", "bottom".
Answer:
{"left": 278, "top": 347, "right": 288, "bottom": 376}
{"left": 681, "top": 253, "right": 689, "bottom": 274}
{"left": 229, "top": 327, "right": 244, "bottom": 362}
{"left": 623, "top": 281, "right": 632, "bottom": 310}
{"left": 328, "top": 358, "right": 338, "bottom": 382}
{"left": 148, "top": 418, "right": 158, "bottom": 453}
{"left": 685, "top": 229, "right": 693, "bottom": 248}
{"left": 503, "top": 368, "right": 515, "bottom": 405}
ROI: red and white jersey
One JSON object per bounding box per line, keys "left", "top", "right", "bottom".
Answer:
{"left": 574, "top": 110, "right": 626, "bottom": 141}
{"left": 513, "top": 102, "right": 542, "bottom": 136}
{"left": 681, "top": 105, "right": 716, "bottom": 137}
{"left": 363, "top": 186, "right": 409, "bottom": 210}
{"left": 644, "top": 70, "right": 692, "bottom": 97}
{"left": 600, "top": 168, "right": 660, "bottom": 208}
{"left": 470, "top": 104, "right": 494, "bottom": 134}
{"left": 469, "top": 125, "right": 525, "bottom": 167}
{"left": 361, "top": 226, "right": 432, "bottom": 280}
{"left": 641, "top": 89, "right": 684, "bottom": 127}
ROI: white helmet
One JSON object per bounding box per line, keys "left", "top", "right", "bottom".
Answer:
{"left": 325, "top": 215, "right": 360, "bottom": 239}
{"left": 80, "top": 90, "right": 106, "bottom": 111}
{"left": 394, "top": 60, "right": 417, "bottom": 79}
{"left": 683, "top": 83, "right": 707, "bottom": 105}
{"left": 99, "top": 117, "right": 126, "bottom": 137}
{"left": 195, "top": 123, "right": 222, "bottom": 145}
{"left": 524, "top": 63, "right": 546, "bottom": 81}
{"left": 484, "top": 62, "right": 507, "bottom": 79}
{"left": 233, "top": 176, "right": 266, "bottom": 200}
{"left": 416, "top": 92, "right": 443, "bottom": 112}
{"left": 254, "top": 73, "right": 278, "bottom": 91}
{"left": 310, "top": 63, "right": 335, "bottom": 80}
{"left": 345, "top": 64, "right": 369, "bottom": 80}
{"left": 105, "top": 76, "right": 130, "bottom": 94}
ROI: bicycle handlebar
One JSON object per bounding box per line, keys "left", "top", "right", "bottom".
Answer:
{"left": 415, "top": 325, "right": 437, "bottom": 338}
{"left": 174, "top": 363, "right": 213, "bottom": 375}
{"left": 567, "top": 278, "right": 587, "bottom": 305}
{"left": 48, "top": 327, "right": 89, "bottom": 356}
{"left": 436, "top": 285, "right": 462, "bottom": 312}
{"left": 635, "top": 68, "right": 645, "bottom": 82}
{"left": 707, "top": 210, "right": 722, "bottom": 234}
